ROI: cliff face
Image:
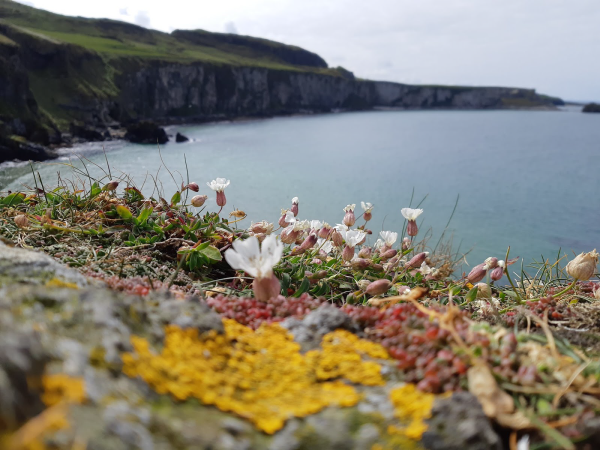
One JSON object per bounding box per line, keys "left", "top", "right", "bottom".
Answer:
{"left": 113, "top": 62, "right": 557, "bottom": 123}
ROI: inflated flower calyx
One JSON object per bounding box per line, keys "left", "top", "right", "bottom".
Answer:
{"left": 358, "top": 247, "right": 372, "bottom": 259}
{"left": 401, "top": 208, "right": 423, "bottom": 237}
{"left": 366, "top": 279, "right": 392, "bottom": 296}
{"left": 405, "top": 252, "right": 429, "bottom": 269}
{"left": 380, "top": 248, "right": 397, "bottom": 261}
{"left": 467, "top": 263, "right": 487, "bottom": 284}
{"left": 290, "top": 234, "right": 318, "bottom": 255}
{"left": 331, "top": 229, "right": 344, "bottom": 247}
{"left": 361, "top": 201, "right": 374, "bottom": 222}
{"left": 290, "top": 197, "right": 299, "bottom": 217}
{"left": 318, "top": 223, "right": 332, "bottom": 239}
{"left": 484, "top": 257, "right": 498, "bottom": 269}
{"left": 490, "top": 260, "right": 505, "bottom": 281}
{"left": 103, "top": 180, "right": 119, "bottom": 191}
{"left": 191, "top": 195, "right": 208, "bottom": 207}
{"left": 351, "top": 258, "right": 371, "bottom": 270}
{"left": 343, "top": 204, "right": 356, "bottom": 227}
{"left": 185, "top": 182, "right": 199, "bottom": 192}
{"left": 566, "top": 249, "right": 599, "bottom": 281}
{"left": 476, "top": 283, "right": 492, "bottom": 299}
{"left": 250, "top": 221, "right": 274, "bottom": 235}
{"left": 14, "top": 214, "right": 29, "bottom": 228}
{"left": 207, "top": 177, "right": 230, "bottom": 207}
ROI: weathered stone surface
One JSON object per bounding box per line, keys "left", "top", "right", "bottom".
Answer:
{"left": 422, "top": 392, "right": 502, "bottom": 450}
{"left": 124, "top": 121, "right": 169, "bottom": 144}
{"left": 282, "top": 304, "right": 359, "bottom": 350}
{"left": 0, "top": 241, "right": 88, "bottom": 286}
{"left": 175, "top": 132, "right": 189, "bottom": 142}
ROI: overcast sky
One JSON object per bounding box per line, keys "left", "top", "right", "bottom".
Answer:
{"left": 16, "top": 0, "right": 600, "bottom": 101}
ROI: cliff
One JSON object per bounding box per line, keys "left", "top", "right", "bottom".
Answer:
{"left": 0, "top": 0, "right": 564, "bottom": 163}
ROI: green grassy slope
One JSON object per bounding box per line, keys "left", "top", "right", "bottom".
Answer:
{"left": 0, "top": 0, "right": 331, "bottom": 72}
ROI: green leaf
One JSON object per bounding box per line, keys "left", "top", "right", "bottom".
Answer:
{"left": 293, "top": 277, "right": 311, "bottom": 297}
{"left": 465, "top": 286, "right": 478, "bottom": 303}
{"left": 450, "top": 285, "right": 462, "bottom": 296}
{"left": 503, "top": 290, "right": 518, "bottom": 299}
{"left": 280, "top": 273, "right": 291, "bottom": 295}
{"left": 90, "top": 182, "right": 101, "bottom": 199}
{"left": 171, "top": 191, "right": 181, "bottom": 206}
{"left": 198, "top": 245, "right": 222, "bottom": 262}
{"left": 116, "top": 205, "right": 133, "bottom": 220}
{"left": 1, "top": 192, "right": 25, "bottom": 206}
{"left": 136, "top": 207, "right": 153, "bottom": 225}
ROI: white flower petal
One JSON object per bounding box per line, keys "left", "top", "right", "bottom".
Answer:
{"left": 401, "top": 208, "right": 423, "bottom": 221}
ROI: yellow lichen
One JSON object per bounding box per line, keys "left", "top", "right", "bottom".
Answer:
{"left": 45, "top": 278, "right": 79, "bottom": 289}
{"left": 1, "top": 404, "right": 69, "bottom": 450}
{"left": 122, "top": 320, "right": 389, "bottom": 434}
{"left": 41, "top": 374, "right": 86, "bottom": 407}
{"left": 388, "top": 384, "right": 435, "bottom": 440}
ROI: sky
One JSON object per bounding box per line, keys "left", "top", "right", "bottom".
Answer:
{"left": 14, "top": 0, "right": 600, "bottom": 102}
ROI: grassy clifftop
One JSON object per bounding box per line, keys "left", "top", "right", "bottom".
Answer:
{"left": 0, "top": 0, "right": 331, "bottom": 71}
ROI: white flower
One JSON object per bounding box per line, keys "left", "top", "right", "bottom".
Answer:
{"left": 343, "top": 204, "right": 356, "bottom": 212}
{"left": 361, "top": 202, "right": 373, "bottom": 213}
{"left": 374, "top": 239, "right": 385, "bottom": 250}
{"left": 207, "top": 177, "right": 230, "bottom": 192}
{"left": 419, "top": 262, "right": 433, "bottom": 275}
{"left": 342, "top": 229, "right": 366, "bottom": 248}
{"left": 335, "top": 223, "right": 349, "bottom": 232}
{"left": 284, "top": 210, "right": 296, "bottom": 225}
{"left": 498, "top": 260, "right": 506, "bottom": 268}
{"left": 310, "top": 220, "right": 323, "bottom": 230}
{"left": 293, "top": 220, "right": 310, "bottom": 231}
{"left": 292, "top": 196, "right": 299, "bottom": 204}
{"left": 401, "top": 208, "right": 423, "bottom": 221}
{"left": 517, "top": 435, "right": 529, "bottom": 450}
{"left": 224, "top": 235, "right": 283, "bottom": 279}
{"left": 379, "top": 231, "right": 398, "bottom": 247}
{"left": 317, "top": 238, "right": 333, "bottom": 255}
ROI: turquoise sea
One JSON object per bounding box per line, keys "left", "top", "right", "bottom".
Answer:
{"left": 1, "top": 107, "right": 598, "bottom": 274}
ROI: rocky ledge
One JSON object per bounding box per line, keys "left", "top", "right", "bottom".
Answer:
{"left": 0, "top": 242, "right": 502, "bottom": 450}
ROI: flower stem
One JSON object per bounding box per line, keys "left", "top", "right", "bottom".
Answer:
{"left": 504, "top": 246, "right": 523, "bottom": 304}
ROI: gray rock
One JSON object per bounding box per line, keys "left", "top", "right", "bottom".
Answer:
{"left": 353, "top": 424, "right": 381, "bottom": 450}
{"left": 103, "top": 401, "right": 154, "bottom": 450}
{"left": 282, "top": 304, "right": 358, "bottom": 350}
{"left": 0, "top": 242, "right": 88, "bottom": 287}
{"left": 422, "top": 392, "right": 502, "bottom": 450}
{"left": 0, "top": 325, "right": 48, "bottom": 430}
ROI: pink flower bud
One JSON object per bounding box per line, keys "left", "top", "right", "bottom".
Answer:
{"left": 343, "top": 210, "right": 356, "bottom": 227}
{"left": 318, "top": 224, "right": 332, "bottom": 239}
{"left": 366, "top": 279, "right": 392, "bottom": 296}
{"left": 402, "top": 237, "right": 411, "bottom": 251}
{"left": 186, "top": 182, "right": 199, "bottom": 192}
{"left": 467, "top": 263, "right": 487, "bottom": 284}
{"left": 358, "top": 247, "right": 372, "bottom": 259}
{"left": 14, "top": 214, "right": 29, "bottom": 228}
{"left": 380, "top": 248, "right": 397, "bottom": 261}
{"left": 484, "top": 257, "right": 498, "bottom": 269}
{"left": 291, "top": 234, "right": 318, "bottom": 255}
{"left": 216, "top": 190, "right": 227, "bottom": 207}
{"left": 490, "top": 266, "right": 504, "bottom": 281}
{"left": 407, "top": 220, "right": 418, "bottom": 237}
{"left": 405, "top": 252, "right": 428, "bottom": 269}
{"left": 351, "top": 258, "right": 370, "bottom": 270}
{"left": 291, "top": 197, "right": 299, "bottom": 217}
{"left": 342, "top": 245, "right": 355, "bottom": 261}
{"left": 191, "top": 195, "right": 208, "bottom": 207}
{"left": 253, "top": 273, "right": 281, "bottom": 302}
{"left": 278, "top": 210, "right": 288, "bottom": 228}
{"left": 311, "top": 258, "right": 323, "bottom": 265}
{"left": 332, "top": 229, "right": 344, "bottom": 247}
{"left": 104, "top": 181, "right": 119, "bottom": 191}
{"left": 281, "top": 227, "right": 299, "bottom": 244}
{"left": 364, "top": 211, "right": 372, "bottom": 222}
{"left": 250, "top": 221, "right": 272, "bottom": 234}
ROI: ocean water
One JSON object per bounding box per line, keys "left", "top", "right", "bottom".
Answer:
{"left": 1, "top": 107, "right": 599, "bottom": 274}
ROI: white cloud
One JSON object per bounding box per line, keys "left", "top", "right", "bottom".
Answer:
{"left": 134, "top": 10, "right": 150, "bottom": 28}
{"left": 119, "top": 8, "right": 128, "bottom": 16}
{"left": 224, "top": 21, "right": 238, "bottom": 34}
